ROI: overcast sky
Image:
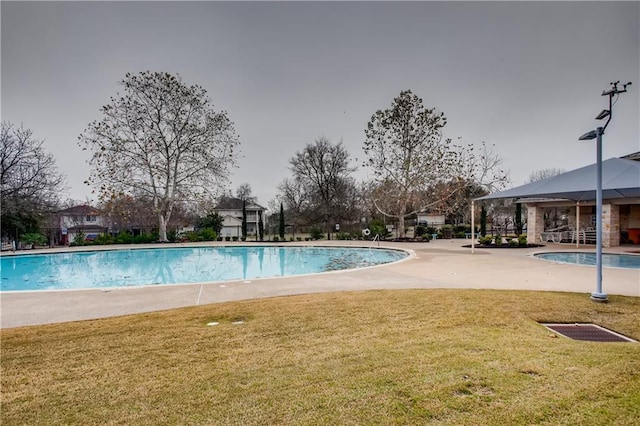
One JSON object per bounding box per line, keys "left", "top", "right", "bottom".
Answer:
{"left": 2, "top": 1, "right": 639, "bottom": 210}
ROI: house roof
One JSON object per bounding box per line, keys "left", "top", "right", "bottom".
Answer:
{"left": 58, "top": 205, "right": 102, "bottom": 215}
{"left": 477, "top": 157, "right": 640, "bottom": 202}
{"left": 214, "top": 197, "right": 265, "bottom": 211}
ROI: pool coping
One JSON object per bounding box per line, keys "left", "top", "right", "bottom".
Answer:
{"left": 2, "top": 240, "right": 639, "bottom": 328}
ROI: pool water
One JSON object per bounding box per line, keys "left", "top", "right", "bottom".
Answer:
{"left": 534, "top": 252, "right": 640, "bottom": 269}
{"left": 0, "top": 246, "right": 408, "bottom": 291}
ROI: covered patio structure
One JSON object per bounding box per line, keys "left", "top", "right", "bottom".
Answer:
{"left": 473, "top": 157, "right": 640, "bottom": 247}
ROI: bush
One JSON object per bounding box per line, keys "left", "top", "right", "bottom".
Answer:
{"left": 133, "top": 233, "right": 155, "bottom": 244}
{"left": 479, "top": 236, "right": 493, "bottom": 245}
{"left": 415, "top": 225, "right": 427, "bottom": 237}
{"left": 199, "top": 228, "right": 217, "bottom": 241}
{"left": 167, "top": 230, "right": 178, "bottom": 243}
{"left": 421, "top": 234, "right": 432, "bottom": 242}
{"left": 518, "top": 234, "right": 528, "bottom": 246}
{"left": 20, "top": 232, "right": 47, "bottom": 247}
{"left": 454, "top": 232, "right": 466, "bottom": 239}
{"left": 453, "top": 225, "right": 469, "bottom": 234}
{"left": 94, "top": 233, "right": 114, "bottom": 245}
{"left": 296, "top": 237, "right": 302, "bottom": 241}
{"left": 114, "top": 231, "right": 133, "bottom": 244}
{"left": 509, "top": 239, "right": 519, "bottom": 247}
{"left": 225, "top": 236, "right": 231, "bottom": 242}
{"left": 368, "top": 219, "right": 388, "bottom": 239}
{"left": 232, "top": 236, "right": 238, "bottom": 241}
{"left": 494, "top": 235, "right": 503, "bottom": 245}
{"left": 335, "top": 232, "right": 351, "bottom": 240}
{"left": 272, "top": 236, "right": 279, "bottom": 242}
{"left": 309, "top": 226, "right": 324, "bottom": 240}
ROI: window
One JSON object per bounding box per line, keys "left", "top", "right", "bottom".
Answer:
{"left": 86, "top": 215, "right": 96, "bottom": 222}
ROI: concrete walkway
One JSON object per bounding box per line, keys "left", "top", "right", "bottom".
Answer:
{"left": 1, "top": 240, "right": 639, "bottom": 328}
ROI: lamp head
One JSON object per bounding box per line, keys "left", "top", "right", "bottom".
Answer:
{"left": 595, "top": 109, "right": 610, "bottom": 120}
{"left": 578, "top": 130, "right": 597, "bottom": 140}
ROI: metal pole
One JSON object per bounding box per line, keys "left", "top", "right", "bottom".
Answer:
{"left": 471, "top": 201, "right": 475, "bottom": 254}
{"left": 591, "top": 126, "right": 607, "bottom": 302}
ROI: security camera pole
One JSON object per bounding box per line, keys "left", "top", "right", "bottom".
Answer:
{"left": 578, "top": 81, "right": 632, "bottom": 303}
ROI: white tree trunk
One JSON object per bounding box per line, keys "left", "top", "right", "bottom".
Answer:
{"left": 158, "top": 214, "right": 168, "bottom": 242}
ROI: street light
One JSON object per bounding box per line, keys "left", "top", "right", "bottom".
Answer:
{"left": 578, "top": 81, "right": 632, "bottom": 303}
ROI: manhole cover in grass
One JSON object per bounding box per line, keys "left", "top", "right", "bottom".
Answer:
{"left": 542, "top": 323, "right": 636, "bottom": 342}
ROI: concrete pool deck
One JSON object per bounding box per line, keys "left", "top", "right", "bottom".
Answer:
{"left": 1, "top": 240, "right": 639, "bottom": 328}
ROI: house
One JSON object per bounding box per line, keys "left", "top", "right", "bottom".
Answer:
{"left": 476, "top": 153, "right": 640, "bottom": 247}
{"left": 56, "top": 205, "right": 109, "bottom": 245}
{"left": 213, "top": 197, "right": 266, "bottom": 238}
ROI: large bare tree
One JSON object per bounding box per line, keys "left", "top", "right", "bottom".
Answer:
{"left": 363, "top": 90, "right": 508, "bottom": 236}
{"left": 79, "top": 71, "right": 239, "bottom": 241}
{"left": 1, "top": 122, "right": 66, "bottom": 237}
{"left": 286, "top": 136, "right": 357, "bottom": 238}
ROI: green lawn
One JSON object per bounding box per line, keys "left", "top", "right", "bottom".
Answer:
{"left": 2, "top": 289, "right": 639, "bottom": 425}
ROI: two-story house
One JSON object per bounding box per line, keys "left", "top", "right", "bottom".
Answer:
{"left": 213, "top": 198, "right": 266, "bottom": 239}
{"left": 57, "top": 205, "right": 109, "bottom": 245}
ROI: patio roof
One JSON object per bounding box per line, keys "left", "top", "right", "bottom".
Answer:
{"left": 476, "top": 157, "right": 640, "bottom": 202}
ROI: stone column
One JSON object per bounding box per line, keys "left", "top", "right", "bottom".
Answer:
{"left": 526, "top": 204, "right": 545, "bottom": 244}
{"left": 602, "top": 204, "right": 619, "bottom": 247}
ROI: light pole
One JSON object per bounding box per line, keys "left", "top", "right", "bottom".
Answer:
{"left": 578, "top": 81, "right": 632, "bottom": 303}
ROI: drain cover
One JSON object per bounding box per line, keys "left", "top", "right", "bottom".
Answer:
{"left": 542, "top": 323, "right": 636, "bottom": 342}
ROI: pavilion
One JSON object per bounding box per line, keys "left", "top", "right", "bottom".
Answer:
{"left": 474, "top": 156, "right": 640, "bottom": 247}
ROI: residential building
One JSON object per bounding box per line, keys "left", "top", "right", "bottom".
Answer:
{"left": 213, "top": 197, "right": 266, "bottom": 239}
{"left": 57, "top": 205, "right": 108, "bottom": 245}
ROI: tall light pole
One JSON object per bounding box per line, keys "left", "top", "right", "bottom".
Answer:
{"left": 578, "top": 81, "right": 632, "bottom": 303}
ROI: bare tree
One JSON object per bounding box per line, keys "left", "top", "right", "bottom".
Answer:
{"left": 1, "top": 122, "right": 66, "bottom": 237}
{"left": 527, "top": 168, "right": 565, "bottom": 183}
{"left": 363, "top": 90, "right": 508, "bottom": 236}
{"left": 236, "top": 183, "right": 255, "bottom": 202}
{"left": 79, "top": 71, "right": 239, "bottom": 241}
{"left": 287, "top": 136, "right": 357, "bottom": 238}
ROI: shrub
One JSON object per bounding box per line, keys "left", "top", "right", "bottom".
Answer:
{"left": 494, "top": 235, "right": 503, "bottom": 245}
{"left": 167, "top": 230, "right": 178, "bottom": 243}
{"left": 232, "top": 236, "right": 238, "bottom": 241}
{"left": 335, "top": 232, "right": 351, "bottom": 240}
{"left": 454, "top": 232, "right": 466, "bottom": 239}
{"left": 70, "top": 230, "right": 87, "bottom": 246}
{"left": 305, "top": 237, "right": 311, "bottom": 241}
{"left": 114, "top": 231, "right": 133, "bottom": 244}
{"left": 272, "top": 236, "right": 279, "bottom": 242}
{"left": 309, "top": 226, "right": 324, "bottom": 240}
{"left": 453, "top": 225, "right": 468, "bottom": 234}
{"left": 94, "top": 234, "right": 114, "bottom": 245}
{"left": 518, "top": 234, "right": 528, "bottom": 246}
{"left": 479, "top": 236, "right": 493, "bottom": 245}
{"left": 20, "top": 232, "right": 47, "bottom": 247}
{"left": 421, "top": 234, "right": 432, "bottom": 242}
{"left": 368, "top": 219, "right": 388, "bottom": 239}
{"left": 225, "top": 236, "right": 231, "bottom": 242}
{"left": 415, "top": 225, "right": 427, "bottom": 237}
{"left": 509, "top": 239, "right": 519, "bottom": 247}
{"left": 133, "top": 233, "right": 155, "bottom": 244}
{"left": 296, "top": 237, "right": 302, "bottom": 241}
{"left": 199, "top": 228, "right": 217, "bottom": 241}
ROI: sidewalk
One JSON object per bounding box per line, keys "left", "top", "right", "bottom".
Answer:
{"left": 2, "top": 240, "right": 638, "bottom": 328}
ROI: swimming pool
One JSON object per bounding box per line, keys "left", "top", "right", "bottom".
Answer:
{"left": 534, "top": 252, "right": 640, "bottom": 269}
{"left": 0, "top": 246, "right": 408, "bottom": 291}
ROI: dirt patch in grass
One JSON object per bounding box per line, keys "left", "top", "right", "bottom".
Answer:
{"left": 2, "top": 289, "right": 639, "bottom": 425}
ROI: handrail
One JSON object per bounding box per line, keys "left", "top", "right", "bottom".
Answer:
{"left": 369, "top": 233, "right": 380, "bottom": 250}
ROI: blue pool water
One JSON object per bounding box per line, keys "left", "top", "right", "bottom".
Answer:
{"left": 0, "top": 246, "right": 408, "bottom": 291}
{"left": 534, "top": 252, "right": 640, "bottom": 269}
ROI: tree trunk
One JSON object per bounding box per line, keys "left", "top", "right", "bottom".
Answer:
{"left": 158, "top": 214, "right": 168, "bottom": 242}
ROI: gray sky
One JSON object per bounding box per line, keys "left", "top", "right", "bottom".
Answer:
{"left": 2, "top": 1, "right": 639, "bottom": 210}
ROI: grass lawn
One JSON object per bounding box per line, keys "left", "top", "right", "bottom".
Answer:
{"left": 2, "top": 289, "right": 639, "bottom": 425}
